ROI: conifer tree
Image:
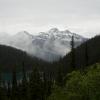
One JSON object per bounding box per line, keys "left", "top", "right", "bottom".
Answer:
{"left": 42, "top": 72, "right": 52, "bottom": 100}
{"left": 0, "top": 69, "right": 3, "bottom": 100}
{"left": 46, "top": 73, "right": 53, "bottom": 96}
{"left": 11, "top": 67, "right": 18, "bottom": 100}
{"left": 85, "top": 42, "right": 89, "bottom": 66}
{"left": 29, "top": 67, "right": 42, "bottom": 100}
{"left": 70, "top": 35, "right": 76, "bottom": 69}
{"left": 7, "top": 81, "right": 11, "bottom": 99}
{"left": 56, "top": 66, "right": 64, "bottom": 87}
{"left": 21, "top": 62, "right": 28, "bottom": 100}
{"left": 1, "top": 80, "right": 7, "bottom": 100}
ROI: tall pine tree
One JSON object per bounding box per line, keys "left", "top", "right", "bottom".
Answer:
{"left": 7, "top": 81, "right": 11, "bottom": 100}
{"left": 85, "top": 42, "right": 89, "bottom": 66}
{"left": 11, "top": 67, "right": 18, "bottom": 100}
{"left": 29, "top": 67, "right": 42, "bottom": 100}
{"left": 0, "top": 69, "right": 4, "bottom": 100}
{"left": 56, "top": 65, "right": 64, "bottom": 87}
{"left": 70, "top": 35, "right": 76, "bottom": 69}
{"left": 21, "top": 62, "right": 28, "bottom": 100}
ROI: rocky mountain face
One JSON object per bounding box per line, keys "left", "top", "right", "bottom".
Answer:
{"left": 0, "top": 28, "right": 87, "bottom": 61}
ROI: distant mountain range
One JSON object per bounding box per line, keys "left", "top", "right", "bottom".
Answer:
{"left": 0, "top": 28, "right": 87, "bottom": 61}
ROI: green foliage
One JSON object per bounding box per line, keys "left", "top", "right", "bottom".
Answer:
{"left": 48, "top": 63, "right": 100, "bottom": 100}
{"left": 56, "top": 66, "right": 65, "bottom": 87}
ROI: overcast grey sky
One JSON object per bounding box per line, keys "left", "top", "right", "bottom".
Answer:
{"left": 0, "top": 0, "right": 100, "bottom": 37}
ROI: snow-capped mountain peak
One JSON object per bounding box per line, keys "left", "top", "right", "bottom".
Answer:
{"left": 0, "top": 28, "right": 87, "bottom": 61}
{"left": 48, "top": 28, "right": 59, "bottom": 33}
{"left": 37, "top": 28, "right": 85, "bottom": 42}
{"left": 64, "top": 29, "right": 71, "bottom": 33}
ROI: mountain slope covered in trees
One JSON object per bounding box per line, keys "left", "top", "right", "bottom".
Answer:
{"left": 0, "top": 44, "right": 48, "bottom": 72}
{"left": 57, "top": 35, "right": 100, "bottom": 75}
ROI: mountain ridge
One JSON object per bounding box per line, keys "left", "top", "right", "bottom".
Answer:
{"left": 0, "top": 28, "right": 87, "bottom": 61}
